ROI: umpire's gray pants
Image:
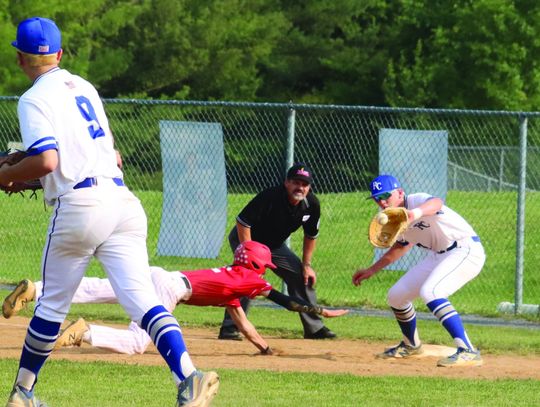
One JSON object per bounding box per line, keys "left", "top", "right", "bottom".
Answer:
{"left": 221, "top": 227, "right": 324, "bottom": 336}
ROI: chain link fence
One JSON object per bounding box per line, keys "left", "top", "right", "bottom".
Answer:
{"left": 0, "top": 97, "right": 538, "bottom": 319}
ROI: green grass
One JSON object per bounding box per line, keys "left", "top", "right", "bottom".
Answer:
{"left": 1, "top": 190, "right": 539, "bottom": 319}
{"left": 2, "top": 283, "right": 539, "bottom": 406}
{"left": 4, "top": 292, "right": 539, "bottom": 356}
{"left": 0, "top": 359, "right": 538, "bottom": 407}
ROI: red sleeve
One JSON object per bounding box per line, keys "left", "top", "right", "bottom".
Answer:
{"left": 227, "top": 299, "right": 241, "bottom": 307}
{"left": 243, "top": 273, "right": 273, "bottom": 299}
{"left": 184, "top": 266, "right": 272, "bottom": 307}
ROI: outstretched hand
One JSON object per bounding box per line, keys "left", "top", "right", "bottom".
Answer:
{"left": 321, "top": 308, "right": 349, "bottom": 318}
{"left": 352, "top": 268, "right": 376, "bottom": 286}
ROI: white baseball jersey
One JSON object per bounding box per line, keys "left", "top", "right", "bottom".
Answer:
{"left": 399, "top": 193, "right": 478, "bottom": 253}
{"left": 20, "top": 67, "right": 162, "bottom": 325}
{"left": 18, "top": 67, "right": 122, "bottom": 205}
{"left": 388, "top": 192, "right": 485, "bottom": 307}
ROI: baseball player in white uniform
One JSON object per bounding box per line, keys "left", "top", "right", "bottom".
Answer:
{"left": 1, "top": 17, "right": 218, "bottom": 407}
{"left": 352, "top": 174, "right": 486, "bottom": 367}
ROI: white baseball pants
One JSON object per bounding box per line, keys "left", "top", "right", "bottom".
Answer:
{"left": 35, "top": 267, "right": 191, "bottom": 354}
{"left": 387, "top": 237, "right": 486, "bottom": 308}
{"left": 35, "top": 182, "right": 161, "bottom": 325}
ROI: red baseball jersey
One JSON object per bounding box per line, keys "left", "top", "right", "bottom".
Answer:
{"left": 183, "top": 265, "right": 273, "bottom": 307}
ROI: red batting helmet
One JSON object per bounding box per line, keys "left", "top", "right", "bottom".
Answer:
{"left": 233, "top": 241, "right": 276, "bottom": 274}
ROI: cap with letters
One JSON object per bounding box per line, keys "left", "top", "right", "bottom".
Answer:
{"left": 368, "top": 174, "right": 401, "bottom": 198}
{"left": 286, "top": 163, "right": 314, "bottom": 184}
{"left": 12, "top": 17, "right": 62, "bottom": 55}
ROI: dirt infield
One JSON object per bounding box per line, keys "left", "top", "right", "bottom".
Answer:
{"left": 1, "top": 317, "right": 539, "bottom": 380}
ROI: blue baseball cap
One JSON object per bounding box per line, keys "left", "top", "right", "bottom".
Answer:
{"left": 368, "top": 174, "right": 401, "bottom": 198}
{"left": 12, "top": 17, "right": 62, "bottom": 55}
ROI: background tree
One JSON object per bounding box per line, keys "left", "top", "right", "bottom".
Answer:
{"left": 3, "top": 0, "right": 540, "bottom": 110}
{"left": 383, "top": 0, "right": 540, "bottom": 110}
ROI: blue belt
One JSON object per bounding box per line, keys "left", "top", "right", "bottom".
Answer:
{"left": 73, "top": 177, "right": 124, "bottom": 189}
{"left": 438, "top": 236, "right": 480, "bottom": 254}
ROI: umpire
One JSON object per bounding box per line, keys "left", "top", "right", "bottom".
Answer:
{"left": 219, "top": 162, "right": 336, "bottom": 340}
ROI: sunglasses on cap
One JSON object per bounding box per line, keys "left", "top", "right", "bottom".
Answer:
{"left": 373, "top": 191, "right": 393, "bottom": 202}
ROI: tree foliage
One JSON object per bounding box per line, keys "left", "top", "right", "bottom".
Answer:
{"left": 3, "top": 0, "right": 540, "bottom": 110}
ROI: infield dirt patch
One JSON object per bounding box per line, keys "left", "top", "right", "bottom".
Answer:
{"left": 1, "top": 316, "right": 538, "bottom": 380}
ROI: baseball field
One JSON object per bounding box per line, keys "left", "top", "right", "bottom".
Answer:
{"left": 0, "top": 191, "right": 539, "bottom": 406}
{"left": 1, "top": 297, "right": 539, "bottom": 406}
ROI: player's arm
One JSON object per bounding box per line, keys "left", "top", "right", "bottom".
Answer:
{"left": 235, "top": 189, "right": 270, "bottom": 243}
{"left": 302, "top": 236, "right": 317, "bottom": 286}
{"left": 261, "top": 289, "right": 348, "bottom": 318}
{"left": 225, "top": 305, "right": 272, "bottom": 354}
{"left": 0, "top": 149, "right": 57, "bottom": 185}
{"left": 302, "top": 196, "right": 320, "bottom": 286}
{"left": 352, "top": 242, "right": 413, "bottom": 286}
{"left": 407, "top": 197, "right": 444, "bottom": 222}
{"left": 236, "top": 222, "right": 252, "bottom": 243}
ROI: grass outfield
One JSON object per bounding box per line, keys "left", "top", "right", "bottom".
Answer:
{"left": 0, "top": 361, "right": 538, "bottom": 407}
{"left": 0, "top": 190, "right": 539, "bottom": 318}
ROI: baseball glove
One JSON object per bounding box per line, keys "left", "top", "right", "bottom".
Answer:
{"left": 368, "top": 207, "right": 409, "bottom": 249}
{"left": 0, "top": 151, "right": 42, "bottom": 197}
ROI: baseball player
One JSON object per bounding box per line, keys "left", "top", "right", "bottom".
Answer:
{"left": 352, "top": 174, "right": 486, "bottom": 367}
{"left": 1, "top": 17, "right": 217, "bottom": 407}
{"left": 3, "top": 241, "right": 348, "bottom": 355}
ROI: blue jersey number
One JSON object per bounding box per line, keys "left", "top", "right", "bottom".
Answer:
{"left": 75, "top": 96, "right": 105, "bottom": 139}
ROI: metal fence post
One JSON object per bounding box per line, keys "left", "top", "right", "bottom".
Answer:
{"left": 285, "top": 103, "right": 296, "bottom": 172}
{"left": 498, "top": 148, "right": 505, "bottom": 191}
{"left": 282, "top": 104, "right": 296, "bottom": 295}
{"left": 514, "top": 115, "right": 527, "bottom": 314}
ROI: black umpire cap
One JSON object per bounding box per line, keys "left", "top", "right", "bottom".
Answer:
{"left": 286, "top": 162, "right": 314, "bottom": 184}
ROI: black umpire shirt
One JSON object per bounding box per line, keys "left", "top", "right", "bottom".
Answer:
{"left": 236, "top": 185, "right": 320, "bottom": 250}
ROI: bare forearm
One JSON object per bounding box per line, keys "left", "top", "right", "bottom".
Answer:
{"left": 227, "top": 306, "right": 269, "bottom": 352}
{"left": 236, "top": 223, "right": 252, "bottom": 243}
{"left": 0, "top": 150, "right": 57, "bottom": 183}
{"left": 369, "top": 244, "right": 411, "bottom": 273}
{"left": 302, "top": 237, "right": 316, "bottom": 266}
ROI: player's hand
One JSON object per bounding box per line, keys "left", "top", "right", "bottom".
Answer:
{"left": 260, "top": 346, "right": 273, "bottom": 355}
{"left": 258, "top": 346, "right": 283, "bottom": 356}
{"left": 352, "top": 268, "right": 376, "bottom": 286}
{"left": 303, "top": 265, "right": 316, "bottom": 286}
{"left": 321, "top": 308, "right": 349, "bottom": 318}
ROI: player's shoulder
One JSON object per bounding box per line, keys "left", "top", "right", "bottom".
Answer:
{"left": 251, "top": 185, "right": 281, "bottom": 202}
{"left": 406, "top": 192, "right": 434, "bottom": 208}
{"left": 230, "top": 265, "right": 262, "bottom": 278}
{"left": 262, "top": 185, "right": 282, "bottom": 196}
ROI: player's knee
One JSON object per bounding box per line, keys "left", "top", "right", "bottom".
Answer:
{"left": 387, "top": 286, "right": 408, "bottom": 309}
{"left": 419, "top": 285, "right": 442, "bottom": 304}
